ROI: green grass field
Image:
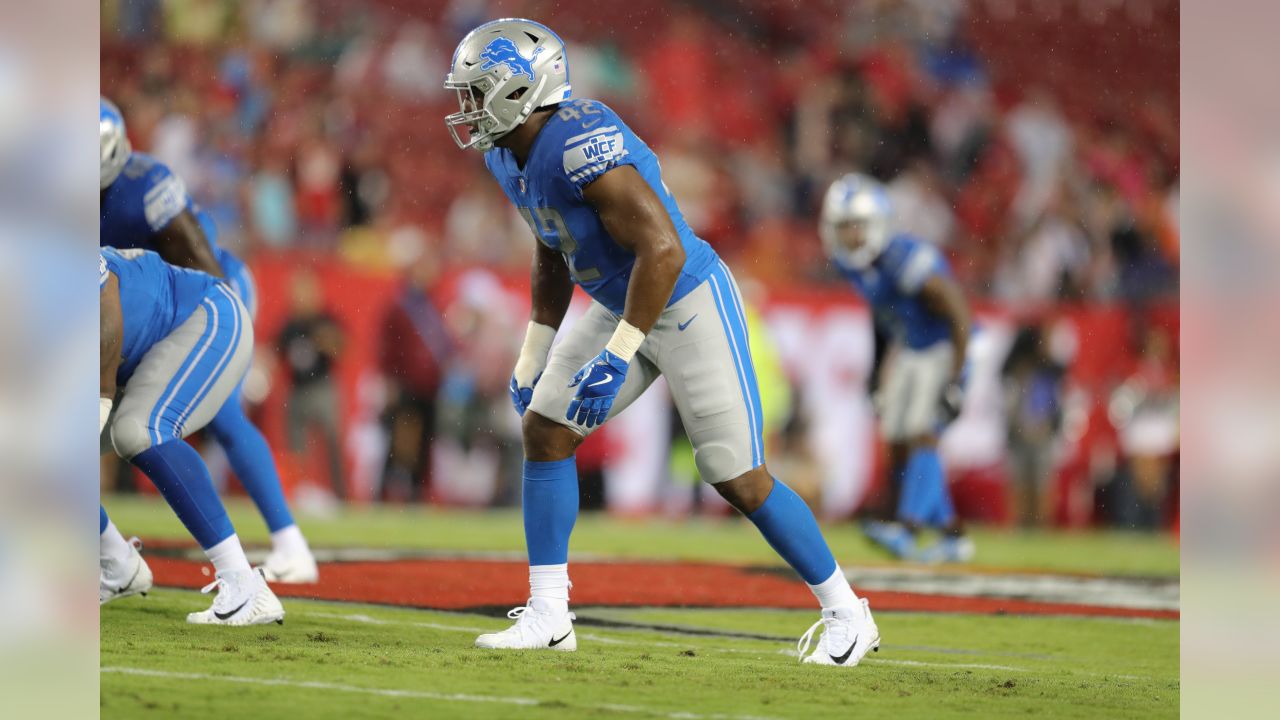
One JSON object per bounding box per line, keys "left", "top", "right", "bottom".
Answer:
{"left": 103, "top": 494, "right": 1180, "bottom": 577}
{"left": 100, "top": 496, "right": 1179, "bottom": 719}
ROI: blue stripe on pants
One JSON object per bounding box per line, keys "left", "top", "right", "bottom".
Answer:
{"left": 715, "top": 261, "right": 765, "bottom": 462}
{"left": 707, "top": 264, "right": 764, "bottom": 467}
{"left": 147, "top": 286, "right": 243, "bottom": 444}
{"left": 147, "top": 298, "right": 220, "bottom": 446}
{"left": 171, "top": 285, "right": 243, "bottom": 438}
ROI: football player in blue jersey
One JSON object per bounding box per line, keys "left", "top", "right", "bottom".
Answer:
{"left": 100, "top": 247, "right": 285, "bottom": 625}
{"left": 445, "top": 19, "right": 878, "bottom": 666}
{"left": 820, "top": 173, "right": 975, "bottom": 563}
{"left": 100, "top": 97, "right": 316, "bottom": 583}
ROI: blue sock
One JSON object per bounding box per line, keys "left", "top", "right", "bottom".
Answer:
{"left": 522, "top": 457, "right": 578, "bottom": 566}
{"left": 209, "top": 393, "right": 296, "bottom": 532}
{"left": 899, "top": 447, "right": 945, "bottom": 527}
{"left": 130, "top": 441, "right": 235, "bottom": 550}
{"left": 100, "top": 504, "right": 109, "bottom": 534}
{"left": 747, "top": 478, "right": 838, "bottom": 585}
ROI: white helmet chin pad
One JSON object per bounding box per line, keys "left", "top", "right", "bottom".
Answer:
{"left": 820, "top": 173, "right": 892, "bottom": 268}
{"left": 444, "top": 19, "right": 572, "bottom": 151}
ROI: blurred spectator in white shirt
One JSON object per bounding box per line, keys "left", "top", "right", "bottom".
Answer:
{"left": 1006, "top": 87, "right": 1073, "bottom": 224}
{"left": 887, "top": 157, "right": 955, "bottom": 247}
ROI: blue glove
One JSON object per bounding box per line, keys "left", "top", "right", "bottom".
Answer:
{"left": 509, "top": 371, "right": 542, "bottom": 417}
{"left": 566, "top": 350, "right": 629, "bottom": 428}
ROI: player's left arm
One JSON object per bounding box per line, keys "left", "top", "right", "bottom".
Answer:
{"left": 918, "top": 274, "right": 971, "bottom": 381}
{"left": 582, "top": 165, "right": 685, "bottom": 334}
{"left": 919, "top": 273, "right": 971, "bottom": 420}
{"left": 565, "top": 165, "right": 685, "bottom": 428}
{"left": 100, "top": 273, "right": 123, "bottom": 432}
{"left": 153, "top": 208, "right": 225, "bottom": 278}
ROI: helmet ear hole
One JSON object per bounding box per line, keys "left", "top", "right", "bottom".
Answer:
{"left": 505, "top": 87, "right": 528, "bottom": 101}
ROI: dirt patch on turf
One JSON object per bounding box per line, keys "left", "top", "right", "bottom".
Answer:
{"left": 142, "top": 553, "right": 1178, "bottom": 620}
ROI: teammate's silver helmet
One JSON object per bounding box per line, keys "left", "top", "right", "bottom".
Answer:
{"left": 444, "top": 18, "right": 571, "bottom": 151}
{"left": 820, "top": 173, "right": 892, "bottom": 269}
{"left": 100, "top": 96, "right": 131, "bottom": 189}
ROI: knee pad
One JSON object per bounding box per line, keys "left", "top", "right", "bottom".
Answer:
{"left": 694, "top": 441, "right": 752, "bottom": 485}
{"left": 110, "top": 415, "right": 154, "bottom": 460}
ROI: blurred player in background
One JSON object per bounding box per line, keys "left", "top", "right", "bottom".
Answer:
{"left": 100, "top": 97, "right": 317, "bottom": 582}
{"left": 821, "top": 173, "right": 975, "bottom": 563}
{"left": 446, "top": 19, "right": 879, "bottom": 666}
{"left": 100, "top": 247, "right": 284, "bottom": 625}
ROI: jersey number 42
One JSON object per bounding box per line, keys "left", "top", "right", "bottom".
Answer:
{"left": 518, "top": 206, "right": 601, "bottom": 283}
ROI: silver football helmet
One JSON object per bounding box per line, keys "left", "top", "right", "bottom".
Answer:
{"left": 444, "top": 18, "right": 571, "bottom": 151}
{"left": 100, "top": 96, "right": 131, "bottom": 189}
{"left": 820, "top": 173, "right": 892, "bottom": 268}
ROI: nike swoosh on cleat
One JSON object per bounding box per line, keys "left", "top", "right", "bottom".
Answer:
{"left": 830, "top": 634, "right": 858, "bottom": 664}
{"left": 214, "top": 599, "right": 250, "bottom": 621}
{"left": 677, "top": 315, "right": 698, "bottom": 331}
{"left": 548, "top": 630, "right": 572, "bottom": 647}
{"left": 587, "top": 372, "right": 614, "bottom": 388}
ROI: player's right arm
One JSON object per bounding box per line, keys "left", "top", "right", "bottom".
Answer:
{"left": 100, "top": 269, "right": 123, "bottom": 432}
{"left": 510, "top": 231, "right": 576, "bottom": 416}
{"left": 152, "top": 208, "right": 225, "bottom": 279}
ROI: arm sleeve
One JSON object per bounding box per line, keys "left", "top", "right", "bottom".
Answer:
{"left": 142, "top": 164, "right": 191, "bottom": 232}
{"left": 558, "top": 106, "right": 636, "bottom": 195}
{"left": 894, "top": 243, "right": 944, "bottom": 295}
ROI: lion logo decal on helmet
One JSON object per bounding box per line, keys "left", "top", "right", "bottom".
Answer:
{"left": 479, "top": 37, "right": 543, "bottom": 82}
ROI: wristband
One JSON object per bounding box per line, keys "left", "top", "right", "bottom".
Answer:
{"left": 100, "top": 397, "right": 113, "bottom": 434}
{"left": 520, "top": 321, "right": 557, "bottom": 360}
{"left": 604, "top": 319, "right": 646, "bottom": 363}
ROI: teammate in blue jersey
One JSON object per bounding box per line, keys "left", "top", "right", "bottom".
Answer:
{"left": 445, "top": 19, "right": 879, "bottom": 666}
{"left": 100, "top": 97, "right": 316, "bottom": 582}
{"left": 100, "top": 247, "right": 285, "bottom": 625}
{"left": 820, "top": 173, "right": 975, "bottom": 563}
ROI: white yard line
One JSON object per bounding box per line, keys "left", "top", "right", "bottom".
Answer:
{"left": 101, "top": 667, "right": 781, "bottom": 720}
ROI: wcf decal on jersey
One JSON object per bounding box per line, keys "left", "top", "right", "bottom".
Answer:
{"left": 563, "top": 128, "right": 628, "bottom": 182}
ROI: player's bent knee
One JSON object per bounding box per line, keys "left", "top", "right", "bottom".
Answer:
{"left": 522, "top": 410, "right": 582, "bottom": 461}
{"left": 110, "top": 415, "right": 154, "bottom": 460}
{"left": 693, "top": 441, "right": 753, "bottom": 487}
{"left": 909, "top": 434, "right": 937, "bottom": 451}
{"left": 711, "top": 465, "right": 773, "bottom": 514}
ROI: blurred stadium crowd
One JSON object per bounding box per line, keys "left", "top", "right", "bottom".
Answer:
{"left": 100, "top": 0, "right": 1179, "bottom": 530}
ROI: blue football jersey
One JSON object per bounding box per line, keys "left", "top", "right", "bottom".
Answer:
{"left": 836, "top": 234, "right": 954, "bottom": 350}
{"left": 484, "top": 98, "right": 717, "bottom": 314}
{"left": 100, "top": 246, "right": 220, "bottom": 381}
{"left": 100, "top": 152, "right": 222, "bottom": 257}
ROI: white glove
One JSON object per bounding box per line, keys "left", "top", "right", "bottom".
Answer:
{"left": 509, "top": 322, "right": 556, "bottom": 416}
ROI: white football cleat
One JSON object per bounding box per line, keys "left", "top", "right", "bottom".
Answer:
{"left": 914, "top": 535, "right": 976, "bottom": 564}
{"left": 100, "top": 537, "right": 153, "bottom": 605}
{"left": 797, "top": 598, "right": 881, "bottom": 667}
{"left": 186, "top": 568, "right": 285, "bottom": 626}
{"left": 475, "top": 598, "right": 577, "bottom": 651}
{"left": 260, "top": 548, "right": 319, "bottom": 584}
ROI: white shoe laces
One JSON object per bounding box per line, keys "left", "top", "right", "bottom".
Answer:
{"left": 199, "top": 570, "right": 257, "bottom": 615}
{"left": 796, "top": 619, "right": 825, "bottom": 662}
{"left": 797, "top": 607, "right": 859, "bottom": 662}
